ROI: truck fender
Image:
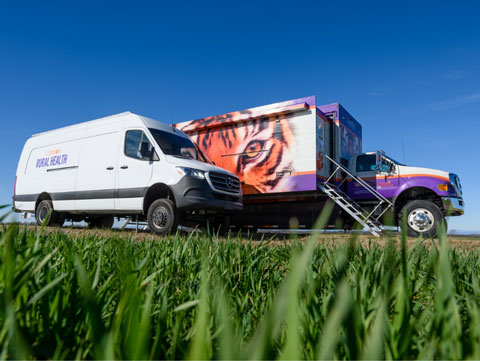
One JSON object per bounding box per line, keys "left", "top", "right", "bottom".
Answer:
{"left": 392, "top": 186, "right": 443, "bottom": 216}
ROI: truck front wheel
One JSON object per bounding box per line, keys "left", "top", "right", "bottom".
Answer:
{"left": 147, "top": 199, "right": 178, "bottom": 236}
{"left": 399, "top": 200, "right": 444, "bottom": 237}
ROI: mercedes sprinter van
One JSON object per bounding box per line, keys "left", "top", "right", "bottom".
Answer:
{"left": 13, "top": 112, "right": 242, "bottom": 235}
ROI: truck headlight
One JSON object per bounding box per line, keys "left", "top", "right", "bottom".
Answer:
{"left": 437, "top": 184, "right": 448, "bottom": 192}
{"left": 176, "top": 167, "right": 205, "bottom": 179}
{"left": 437, "top": 183, "right": 457, "bottom": 194}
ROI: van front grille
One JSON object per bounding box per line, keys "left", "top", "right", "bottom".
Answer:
{"left": 208, "top": 172, "right": 241, "bottom": 194}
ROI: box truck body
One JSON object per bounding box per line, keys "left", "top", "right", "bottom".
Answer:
{"left": 176, "top": 96, "right": 361, "bottom": 196}
{"left": 176, "top": 96, "right": 464, "bottom": 237}
{"left": 14, "top": 112, "right": 242, "bottom": 234}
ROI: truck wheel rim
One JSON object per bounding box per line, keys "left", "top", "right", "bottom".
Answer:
{"left": 408, "top": 208, "right": 434, "bottom": 233}
{"left": 38, "top": 205, "right": 48, "bottom": 223}
{"left": 152, "top": 206, "right": 168, "bottom": 229}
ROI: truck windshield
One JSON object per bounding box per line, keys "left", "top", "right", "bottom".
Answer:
{"left": 385, "top": 155, "right": 405, "bottom": 166}
{"left": 149, "top": 128, "right": 202, "bottom": 161}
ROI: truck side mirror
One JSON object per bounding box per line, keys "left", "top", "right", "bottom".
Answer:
{"left": 375, "top": 149, "right": 389, "bottom": 173}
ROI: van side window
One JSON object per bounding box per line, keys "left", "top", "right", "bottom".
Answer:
{"left": 356, "top": 154, "right": 376, "bottom": 172}
{"left": 125, "top": 130, "right": 154, "bottom": 160}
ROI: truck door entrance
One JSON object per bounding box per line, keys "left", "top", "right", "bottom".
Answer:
{"left": 349, "top": 154, "right": 377, "bottom": 199}
{"left": 349, "top": 153, "right": 399, "bottom": 200}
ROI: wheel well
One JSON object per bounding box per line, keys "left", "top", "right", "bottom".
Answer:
{"left": 394, "top": 187, "right": 443, "bottom": 221}
{"left": 35, "top": 192, "right": 52, "bottom": 212}
{"left": 143, "top": 183, "right": 176, "bottom": 215}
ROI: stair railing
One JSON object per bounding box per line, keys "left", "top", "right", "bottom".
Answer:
{"left": 323, "top": 154, "right": 393, "bottom": 222}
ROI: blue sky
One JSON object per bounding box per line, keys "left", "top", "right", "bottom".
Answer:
{"left": 1, "top": 1, "right": 479, "bottom": 232}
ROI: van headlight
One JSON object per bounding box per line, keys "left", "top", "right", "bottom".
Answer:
{"left": 176, "top": 167, "right": 205, "bottom": 179}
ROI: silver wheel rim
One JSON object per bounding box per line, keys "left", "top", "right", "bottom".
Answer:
{"left": 38, "top": 205, "right": 48, "bottom": 223}
{"left": 407, "top": 208, "right": 434, "bottom": 233}
{"left": 152, "top": 206, "right": 168, "bottom": 229}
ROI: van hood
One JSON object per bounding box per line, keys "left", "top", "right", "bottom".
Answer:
{"left": 164, "top": 155, "right": 237, "bottom": 177}
{"left": 398, "top": 165, "right": 450, "bottom": 181}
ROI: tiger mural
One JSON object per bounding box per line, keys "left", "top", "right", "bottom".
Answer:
{"left": 178, "top": 111, "right": 299, "bottom": 194}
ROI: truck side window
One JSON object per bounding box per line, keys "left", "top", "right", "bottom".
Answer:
{"left": 356, "top": 154, "right": 376, "bottom": 172}
{"left": 125, "top": 130, "right": 154, "bottom": 160}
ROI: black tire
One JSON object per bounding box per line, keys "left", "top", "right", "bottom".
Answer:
{"left": 35, "top": 199, "right": 59, "bottom": 226}
{"left": 147, "top": 199, "right": 178, "bottom": 236}
{"left": 209, "top": 215, "right": 230, "bottom": 236}
{"left": 398, "top": 200, "right": 445, "bottom": 237}
{"left": 52, "top": 213, "right": 66, "bottom": 227}
{"left": 87, "top": 215, "right": 114, "bottom": 229}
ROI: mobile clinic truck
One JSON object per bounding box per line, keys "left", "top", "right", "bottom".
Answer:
{"left": 13, "top": 112, "right": 242, "bottom": 235}
{"left": 176, "top": 96, "right": 465, "bottom": 237}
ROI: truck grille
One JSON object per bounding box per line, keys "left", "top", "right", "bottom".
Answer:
{"left": 208, "top": 172, "right": 241, "bottom": 194}
{"left": 449, "top": 173, "right": 462, "bottom": 197}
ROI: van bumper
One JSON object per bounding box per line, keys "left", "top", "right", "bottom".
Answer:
{"left": 441, "top": 196, "right": 464, "bottom": 216}
{"left": 171, "top": 176, "right": 243, "bottom": 213}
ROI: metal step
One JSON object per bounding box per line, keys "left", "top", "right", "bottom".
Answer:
{"left": 319, "top": 155, "right": 394, "bottom": 238}
{"left": 319, "top": 183, "right": 382, "bottom": 237}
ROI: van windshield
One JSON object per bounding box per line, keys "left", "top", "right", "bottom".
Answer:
{"left": 149, "top": 128, "right": 202, "bottom": 161}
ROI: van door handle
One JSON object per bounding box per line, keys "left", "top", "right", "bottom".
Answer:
{"left": 120, "top": 165, "right": 128, "bottom": 169}
{"left": 106, "top": 166, "right": 114, "bottom": 170}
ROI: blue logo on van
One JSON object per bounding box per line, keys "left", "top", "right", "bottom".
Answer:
{"left": 36, "top": 154, "right": 68, "bottom": 168}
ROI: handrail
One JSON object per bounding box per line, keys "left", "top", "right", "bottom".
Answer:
{"left": 324, "top": 154, "right": 393, "bottom": 206}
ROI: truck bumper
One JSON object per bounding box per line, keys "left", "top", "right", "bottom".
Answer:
{"left": 171, "top": 176, "right": 243, "bottom": 213}
{"left": 441, "top": 196, "right": 464, "bottom": 216}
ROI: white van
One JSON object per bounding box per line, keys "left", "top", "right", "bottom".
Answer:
{"left": 13, "top": 112, "right": 242, "bottom": 235}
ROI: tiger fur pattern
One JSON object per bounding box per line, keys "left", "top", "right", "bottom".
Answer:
{"left": 178, "top": 112, "right": 299, "bottom": 194}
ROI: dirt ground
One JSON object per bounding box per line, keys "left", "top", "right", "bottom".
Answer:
{"left": 7, "top": 224, "right": 480, "bottom": 251}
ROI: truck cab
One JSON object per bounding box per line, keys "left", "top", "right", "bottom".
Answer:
{"left": 347, "top": 150, "right": 464, "bottom": 236}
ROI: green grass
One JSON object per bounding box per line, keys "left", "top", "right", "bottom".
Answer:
{"left": 1, "top": 211, "right": 480, "bottom": 359}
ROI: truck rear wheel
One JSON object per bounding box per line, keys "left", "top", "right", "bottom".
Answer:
{"left": 87, "top": 215, "right": 114, "bottom": 229}
{"left": 147, "top": 199, "right": 178, "bottom": 236}
{"left": 35, "top": 199, "right": 60, "bottom": 226}
{"left": 399, "top": 200, "right": 444, "bottom": 237}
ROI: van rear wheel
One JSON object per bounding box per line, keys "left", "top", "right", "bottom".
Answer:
{"left": 52, "top": 213, "right": 66, "bottom": 227}
{"left": 147, "top": 199, "right": 178, "bottom": 236}
{"left": 35, "top": 200, "right": 60, "bottom": 226}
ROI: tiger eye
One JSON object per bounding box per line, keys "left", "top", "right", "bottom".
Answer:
{"left": 246, "top": 141, "right": 262, "bottom": 157}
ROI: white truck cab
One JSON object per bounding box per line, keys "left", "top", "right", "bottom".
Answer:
{"left": 13, "top": 112, "right": 242, "bottom": 234}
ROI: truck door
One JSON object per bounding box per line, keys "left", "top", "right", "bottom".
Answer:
{"left": 349, "top": 154, "right": 377, "bottom": 199}
{"left": 375, "top": 158, "right": 399, "bottom": 200}
{"left": 75, "top": 132, "right": 120, "bottom": 210}
{"left": 349, "top": 153, "right": 399, "bottom": 200}
{"left": 116, "top": 129, "right": 154, "bottom": 210}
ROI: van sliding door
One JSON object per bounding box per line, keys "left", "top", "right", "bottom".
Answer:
{"left": 75, "top": 132, "right": 120, "bottom": 210}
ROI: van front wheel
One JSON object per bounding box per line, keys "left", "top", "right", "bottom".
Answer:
{"left": 147, "top": 199, "right": 178, "bottom": 236}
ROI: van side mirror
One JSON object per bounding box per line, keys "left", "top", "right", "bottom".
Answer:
{"left": 138, "top": 142, "right": 151, "bottom": 159}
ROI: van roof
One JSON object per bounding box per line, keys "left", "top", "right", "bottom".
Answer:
{"left": 31, "top": 111, "right": 136, "bottom": 137}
